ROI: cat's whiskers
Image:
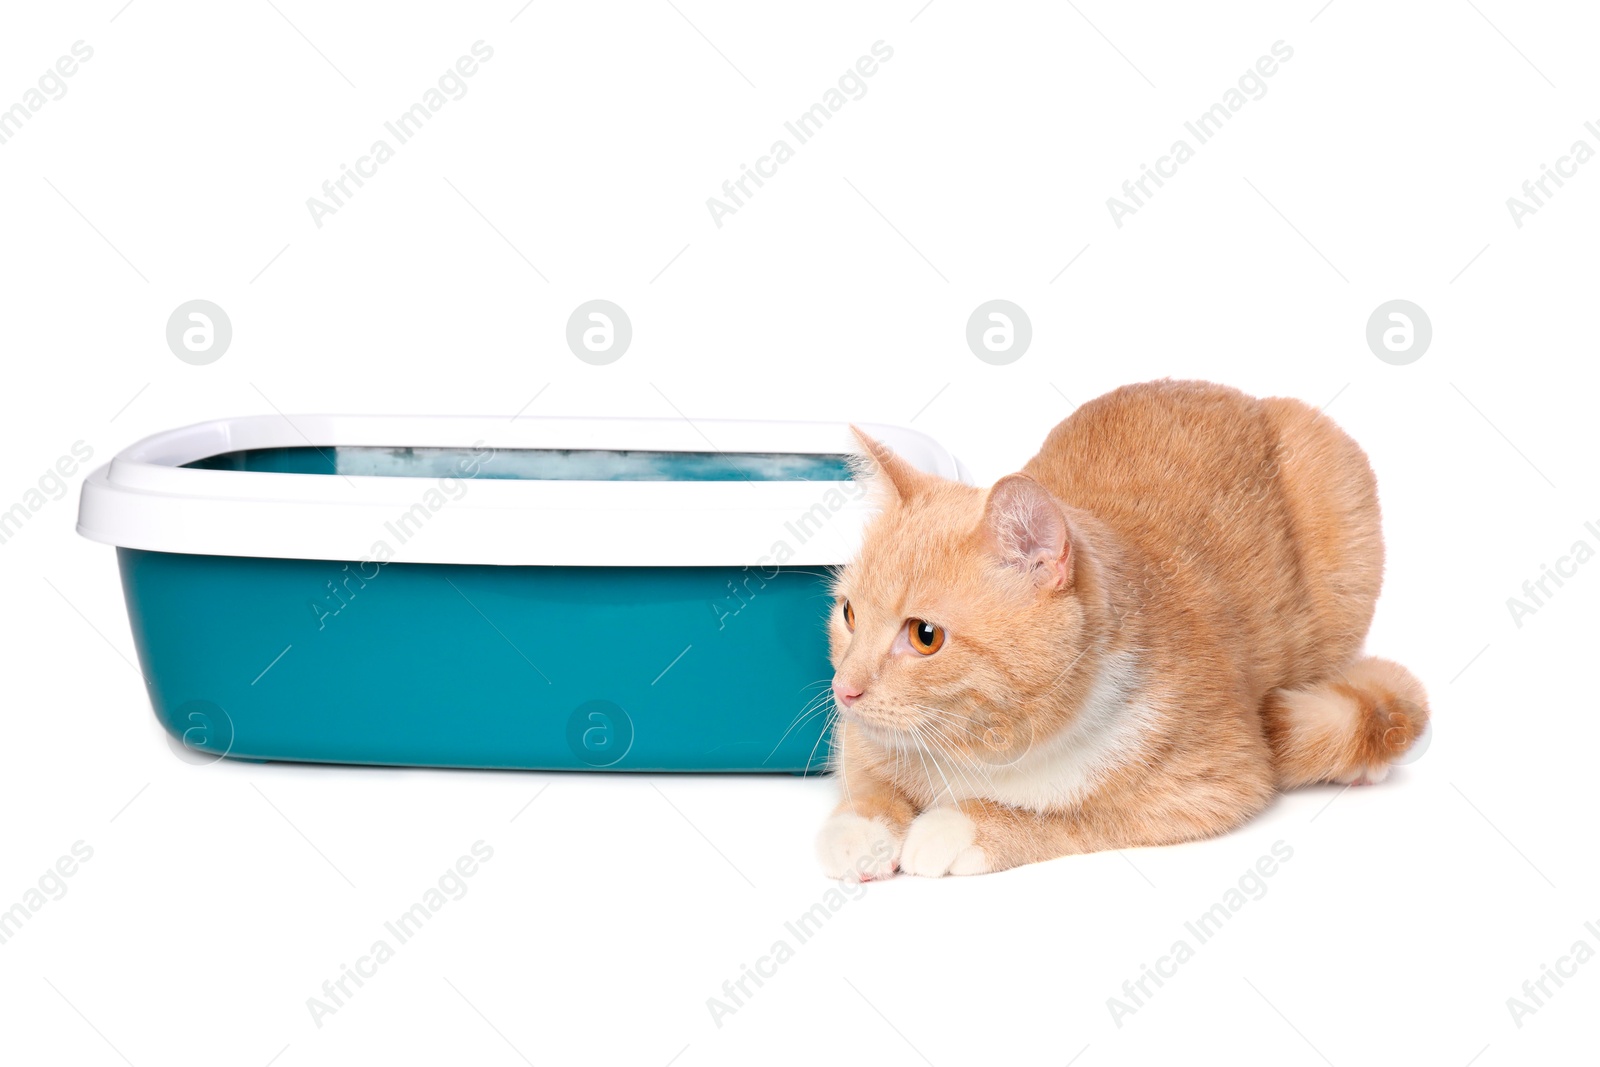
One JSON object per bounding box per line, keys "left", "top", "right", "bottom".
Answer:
{"left": 905, "top": 721, "right": 958, "bottom": 806}
{"left": 784, "top": 568, "right": 839, "bottom": 583}
{"left": 918, "top": 703, "right": 1010, "bottom": 789}
{"left": 766, "top": 687, "right": 837, "bottom": 764}
{"left": 906, "top": 709, "right": 989, "bottom": 800}
{"left": 933, "top": 724, "right": 993, "bottom": 802}
{"left": 834, "top": 714, "right": 854, "bottom": 807}
{"left": 765, "top": 701, "right": 833, "bottom": 766}
{"left": 887, "top": 725, "right": 924, "bottom": 795}
{"left": 906, "top": 726, "right": 938, "bottom": 801}
{"left": 907, "top": 701, "right": 984, "bottom": 750}
{"left": 806, "top": 705, "right": 839, "bottom": 777}
{"left": 936, "top": 724, "right": 996, "bottom": 799}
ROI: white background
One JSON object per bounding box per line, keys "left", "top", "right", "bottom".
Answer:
{"left": 3, "top": 1, "right": 1597, "bottom": 1064}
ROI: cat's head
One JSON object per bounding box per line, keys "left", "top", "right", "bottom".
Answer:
{"left": 827, "top": 429, "right": 1095, "bottom": 766}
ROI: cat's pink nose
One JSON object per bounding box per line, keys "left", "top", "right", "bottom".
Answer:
{"left": 832, "top": 677, "right": 864, "bottom": 707}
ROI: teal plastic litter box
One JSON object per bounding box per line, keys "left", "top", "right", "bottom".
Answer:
{"left": 75, "top": 415, "right": 967, "bottom": 771}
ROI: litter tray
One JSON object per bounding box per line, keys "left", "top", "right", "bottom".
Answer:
{"left": 75, "top": 415, "right": 967, "bottom": 771}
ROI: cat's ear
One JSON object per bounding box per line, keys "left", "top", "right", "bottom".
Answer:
{"left": 981, "top": 474, "right": 1073, "bottom": 590}
{"left": 848, "top": 425, "right": 928, "bottom": 502}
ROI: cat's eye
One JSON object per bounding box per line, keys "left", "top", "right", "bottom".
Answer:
{"left": 842, "top": 600, "right": 856, "bottom": 631}
{"left": 906, "top": 618, "right": 944, "bottom": 655}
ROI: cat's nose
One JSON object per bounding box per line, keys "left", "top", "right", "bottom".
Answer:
{"left": 832, "top": 677, "right": 864, "bottom": 707}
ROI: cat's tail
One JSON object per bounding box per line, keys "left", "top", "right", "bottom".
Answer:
{"left": 1261, "top": 656, "right": 1430, "bottom": 789}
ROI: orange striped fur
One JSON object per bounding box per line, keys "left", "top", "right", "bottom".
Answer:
{"left": 817, "top": 380, "right": 1429, "bottom": 879}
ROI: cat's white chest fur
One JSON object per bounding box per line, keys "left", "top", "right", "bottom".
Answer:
{"left": 926, "top": 649, "right": 1157, "bottom": 812}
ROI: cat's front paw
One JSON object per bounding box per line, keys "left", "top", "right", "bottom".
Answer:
{"left": 900, "top": 807, "right": 989, "bottom": 877}
{"left": 816, "top": 812, "right": 901, "bottom": 881}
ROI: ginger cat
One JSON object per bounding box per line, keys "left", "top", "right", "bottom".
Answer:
{"left": 817, "top": 380, "right": 1429, "bottom": 879}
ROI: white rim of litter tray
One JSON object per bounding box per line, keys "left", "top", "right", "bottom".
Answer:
{"left": 76, "top": 414, "right": 970, "bottom": 567}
